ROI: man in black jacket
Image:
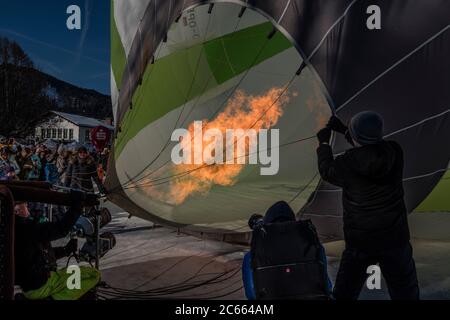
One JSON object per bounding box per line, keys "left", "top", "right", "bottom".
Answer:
{"left": 316, "top": 111, "right": 419, "bottom": 300}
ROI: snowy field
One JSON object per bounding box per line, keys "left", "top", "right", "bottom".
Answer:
{"left": 81, "top": 202, "right": 450, "bottom": 300}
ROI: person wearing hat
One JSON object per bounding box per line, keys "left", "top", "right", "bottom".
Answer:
{"left": 242, "top": 201, "right": 332, "bottom": 300}
{"left": 316, "top": 111, "right": 419, "bottom": 300}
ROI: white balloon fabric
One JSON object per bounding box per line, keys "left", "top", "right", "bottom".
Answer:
{"left": 107, "top": 0, "right": 450, "bottom": 240}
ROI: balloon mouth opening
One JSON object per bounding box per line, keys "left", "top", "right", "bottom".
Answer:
{"left": 114, "top": 2, "right": 332, "bottom": 230}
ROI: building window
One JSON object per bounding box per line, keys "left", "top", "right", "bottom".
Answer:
{"left": 63, "top": 129, "right": 68, "bottom": 140}
{"left": 58, "top": 128, "right": 63, "bottom": 139}
{"left": 69, "top": 129, "right": 74, "bottom": 141}
{"left": 52, "top": 129, "right": 57, "bottom": 139}
{"left": 41, "top": 128, "right": 46, "bottom": 139}
{"left": 47, "top": 128, "right": 51, "bottom": 138}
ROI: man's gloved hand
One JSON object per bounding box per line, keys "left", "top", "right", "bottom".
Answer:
{"left": 317, "top": 127, "right": 332, "bottom": 145}
{"left": 327, "top": 116, "right": 348, "bottom": 134}
{"left": 327, "top": 116, "right": 355, "bottom": 146}
{"left": 64, "top": 239, "right": 78, "bottom": 257}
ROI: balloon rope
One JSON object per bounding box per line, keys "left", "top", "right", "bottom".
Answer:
{"left": 120, "top": 134, "right": 315, "bottom": 191}
{"left": 113, "top": 0, "right": 354, "bottom": 191}
{"left": 115, "top": 8, "right": 239, "bottom": 191}
{"left": 118, "top": 72, "right": 301, "bottom": 191}
{"left": 288, "top": 171, "right": 320, "bottom": 205}
{"left": 112, "top": 16, "right": 271, "bottom": 192}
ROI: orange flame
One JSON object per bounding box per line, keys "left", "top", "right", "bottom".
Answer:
{"left": 306, "top": 83, "right": 330, "bottom": 130}
{"left": 163, "top": 87, "right": 291, "bottom": 205}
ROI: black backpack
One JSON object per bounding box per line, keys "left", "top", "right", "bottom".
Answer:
{"left": 250, "top": 219, "right": 330, "bottom": 300}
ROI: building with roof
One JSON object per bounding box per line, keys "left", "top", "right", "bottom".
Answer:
{"left": 34, "top": 111, "right": 114, "bottom": 145}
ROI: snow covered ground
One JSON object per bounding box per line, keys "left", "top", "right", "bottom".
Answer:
{"left": 94, "top": 202, "right": 450, "bottom": 300}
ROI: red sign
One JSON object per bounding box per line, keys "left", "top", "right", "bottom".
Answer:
{"left": 91, "top": 126, "right": 111, "bottom": 152}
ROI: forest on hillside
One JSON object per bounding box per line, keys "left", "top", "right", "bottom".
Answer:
{"left": 0, "top": 37, "right": 112, "bottom": 137}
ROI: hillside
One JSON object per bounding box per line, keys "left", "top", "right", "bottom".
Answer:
{"left": 39, "top": 69, "right": 112, "bottom": 120}
{"left": 0, "top": 36, "right": 112, "bottom": 137}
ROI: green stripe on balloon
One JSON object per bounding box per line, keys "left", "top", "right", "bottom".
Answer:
{"left": 204, "top": 22, "right": 292, "bottom": 84}
{"left": 416, "top": 171, "right": 450, "bottom": 212}
{"left": 115, "top": 22, "right": 293, "bottom": 157}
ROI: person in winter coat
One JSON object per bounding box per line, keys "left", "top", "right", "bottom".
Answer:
{"left": 242, "top": 201, "right": 332, "bottom": 300}
{"left": 44, "top": 154, "right": 59, "bottom": 185}
{"left": 56, "top": 148, "right": 70, "bottom": 186}
{"left": 66, "top": 147, "right": 103, "bottom": 192}
{"left": 99, "top": 148, "right": 110, "bottom": 169}
{"left": 97, "top": 148, "right": 110, "bottom": 182}
{"left": 28, "top": 152, "right": 42, "bottom": 181}
{"left": 7, "top": 144, "right": 21, "bottom": 175}
{"left": 38, "top": 150, "right": 48, "bottom": 182}
{"left": 17, "top": 148, "right": 42, "bottom": 181}
{"left": 16, "top": 147, "right": 30, "bottom": 180}
{"left": 0, "top": 147, "right": 20, "bottom": 180}
{"left": 316, "top": 111, "right": 419, "bottom": 300}
{"left": 4, "top": 166, "right": 19, "bottom": 181}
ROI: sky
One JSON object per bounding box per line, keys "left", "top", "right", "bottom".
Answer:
{"left": 0, "top": 0, "right": 110, "bottom": 95}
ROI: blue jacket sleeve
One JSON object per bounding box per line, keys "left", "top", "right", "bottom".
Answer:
{"left": 242, "top": 252, "right": 256, "bottom": 300}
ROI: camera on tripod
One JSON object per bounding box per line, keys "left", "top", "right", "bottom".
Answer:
{"left": 72, "top": 207, "right": 117, "bottom": 262}
{"left": 79, "top": 232, "right": 116, "bottom": 261}
{"left": 248, "top": 214, "right": 265, "bottom": 233}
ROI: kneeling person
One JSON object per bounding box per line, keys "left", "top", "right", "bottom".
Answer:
{"left": 242, "top": 201, "right": 331, "bottom": 300}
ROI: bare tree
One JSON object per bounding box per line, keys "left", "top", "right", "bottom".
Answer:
{"left": 0, "top": 37, "right": 53, "bottom": 137}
